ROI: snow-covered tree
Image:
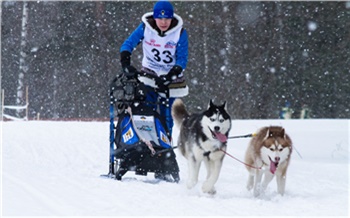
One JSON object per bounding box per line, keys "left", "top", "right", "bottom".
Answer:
{"left": 16, "top": 1, "right": 29, "bottom": 118}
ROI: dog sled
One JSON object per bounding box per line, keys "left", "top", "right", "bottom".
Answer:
{"left": 102, "top": 71, "right": 180, "bottom": 182}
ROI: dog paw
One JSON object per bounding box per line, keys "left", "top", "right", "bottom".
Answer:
{"left": 253, "top": 186, "right": 262, "bottom": 197}
{"left": 202, "top": 186, "right": 216, "bottom": 195}
{"left": 246, "top": 176, "right": 254, "bottom": 191}
{"left": 278, "top": 190, "right": 285, "bottom": 196}
{"left": 253, "top": 190, "right": 260, "bottom": 197}
{"left": 246, "top": 184, "right": 253, "bottom": 191}
{"left": 187, "top": 180, "right": 197, "bottom": 189}
{"left": 253, "top": 189, "right": 267, "bottom": 198}
{"left": 202, "top": 183, "right": 216, "bottom": 194}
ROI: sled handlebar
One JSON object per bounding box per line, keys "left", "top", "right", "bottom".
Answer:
{"left": 109, "top": 71, "right": 170, "bottom": 106}
{"left": 110, "top": 71, "right": 169, "bottom": 93}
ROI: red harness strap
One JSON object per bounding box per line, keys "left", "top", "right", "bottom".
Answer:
{"left": 219, "top": 148, "right": 262, "bottom": 170}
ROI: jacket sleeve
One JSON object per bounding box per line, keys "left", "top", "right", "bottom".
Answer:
{"left": 175, "top": 28, "right": 189, "bottom": 70}
{"left": 120, "top": 23, "right": 145, "bottom": 53}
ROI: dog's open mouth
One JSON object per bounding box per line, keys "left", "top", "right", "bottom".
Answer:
{"left": 208, "top": 127, "right": 227, "bottom": 143}
{"left": 268, "top": 156, "right": 279, "bottom": 174}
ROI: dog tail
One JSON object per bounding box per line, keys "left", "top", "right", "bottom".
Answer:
{"left": 171, "top": 99, "right": 188, "bottom": 128}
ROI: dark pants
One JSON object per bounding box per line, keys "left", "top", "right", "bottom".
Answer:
{"left": 145, "top": 90, "right": 175, "bottom": 136}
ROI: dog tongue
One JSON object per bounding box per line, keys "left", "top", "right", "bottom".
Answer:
{"left": 270, "top": 160, "right": 277, "bottom": 174}
{"left": 214, "top": 132, "right": 227, "bottom": 143}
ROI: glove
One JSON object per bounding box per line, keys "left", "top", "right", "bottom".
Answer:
{"left": 157, "top": 65, "right": 183, "bottom": 86}
{"left": 120, "top": 50, "right": 135, "bottom": 78}
{"left": 123, "top": 65, "right": 137, "bottom": 79}
{"left": 120, "top": 51, "right": 131, "bottom": 69}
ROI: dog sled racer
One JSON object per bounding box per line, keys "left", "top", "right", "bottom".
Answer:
{"left": 120, "top": 0, "right": 189, "bottom": 136}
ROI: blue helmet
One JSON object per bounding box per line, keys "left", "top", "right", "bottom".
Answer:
{"left": 153, "top": 1, "right": 174, "bottom": 19}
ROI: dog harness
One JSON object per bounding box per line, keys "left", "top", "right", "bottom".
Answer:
{"left": 199, "top": 144, "right": 225, "bottom": 160}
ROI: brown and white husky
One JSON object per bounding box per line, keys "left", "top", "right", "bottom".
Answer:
{"left": 244, "top": 126, "right": 293, "bottom": 197}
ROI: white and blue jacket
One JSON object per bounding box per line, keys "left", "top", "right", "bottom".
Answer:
{"left": 120, "top": 12, "right": 189, "bottom": 97}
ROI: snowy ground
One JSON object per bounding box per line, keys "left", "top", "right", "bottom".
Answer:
{"left": 1, "top": 119, "right": 349, "bottom": 217}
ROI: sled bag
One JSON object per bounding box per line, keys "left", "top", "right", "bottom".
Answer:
{"left": 119, "top": 114, "right": 171, "bottom": 149}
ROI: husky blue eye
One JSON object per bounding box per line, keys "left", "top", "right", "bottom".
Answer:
{"left": 210, "top": 118, "right": 215, "bottom": 122}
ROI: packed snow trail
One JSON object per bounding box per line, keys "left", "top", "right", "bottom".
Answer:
{"left": 2, "top": 120, "right": 349, "bottom": 216}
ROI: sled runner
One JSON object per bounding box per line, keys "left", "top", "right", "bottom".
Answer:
{"left": 104, "top": 71, "right": 180, "bottom": 182}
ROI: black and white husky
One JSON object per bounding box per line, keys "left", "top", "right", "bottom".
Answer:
{"left": 172, "top": 99, "right": 231, "bottom": 194}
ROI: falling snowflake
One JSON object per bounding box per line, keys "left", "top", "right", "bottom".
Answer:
{"left": 307, "top": 21, "right": 317, "bottom": 31}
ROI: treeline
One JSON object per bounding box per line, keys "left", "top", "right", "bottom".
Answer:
{"left": 1, "top": 1, "right": 349, "bottom": 119}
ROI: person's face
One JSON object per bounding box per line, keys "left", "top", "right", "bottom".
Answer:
{"left": 155, "top": 18, "right": 172, "bottom": 32}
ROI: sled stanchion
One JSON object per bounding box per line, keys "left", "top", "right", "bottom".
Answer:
{"left": 108, "top": 95, "right": 115, "bottom": 176}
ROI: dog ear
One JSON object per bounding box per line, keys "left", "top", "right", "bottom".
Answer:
{"left": 208, "top": 99, "right": 214, "bottom": 109}
{"left": 281, "top": 128, "right": 286, "bottom": 139}
{"left": 222, "top": 101, "right": 227, "bottom": 110}
{"left": 264, "top": 128, "right": 270, "bottom": 140}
